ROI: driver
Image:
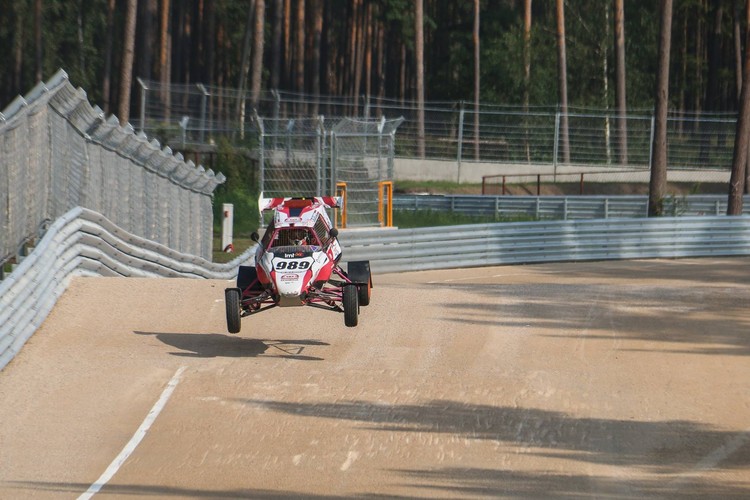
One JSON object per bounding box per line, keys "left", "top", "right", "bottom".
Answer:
{"left": 291, "top": 229, "right": 308, "bottom": 246}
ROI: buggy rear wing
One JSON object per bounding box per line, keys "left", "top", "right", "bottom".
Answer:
{"left": 258, "top": 196, "right": 342, "bottom": 211}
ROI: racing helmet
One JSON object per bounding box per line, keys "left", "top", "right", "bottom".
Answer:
{"left": 290, "top": 228, "right": 308, "bottom": 246}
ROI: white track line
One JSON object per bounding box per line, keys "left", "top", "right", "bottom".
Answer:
{"left": 78, "top": 366, "right": 187, "bottom": 500}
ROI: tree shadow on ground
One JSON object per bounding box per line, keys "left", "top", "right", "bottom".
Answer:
{"left": 133, "top": 331, "right": 328, "bottom": 360}
{"left": 433, "top": 280, "right": 750, "bottom": 356}
{"left": 392, "top": 467, "right": 750, "bottom": 498}
{"left": 7, "top": 476, "right": 749, "bottom": 498}
{"left": 237, "top": 399, "right": 750, "bottom": 472}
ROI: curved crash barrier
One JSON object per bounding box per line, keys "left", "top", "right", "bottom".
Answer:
{"left": 0, "top": 207, "right": 254, "bottom": 371}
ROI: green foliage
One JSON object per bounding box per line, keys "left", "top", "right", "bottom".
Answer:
{"left": 211, "top": 138, "right": 260, "bottom": 236}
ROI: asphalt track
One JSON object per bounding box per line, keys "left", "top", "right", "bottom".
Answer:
{"left": 0, "top": 257, "right": 749, "bottom": 498}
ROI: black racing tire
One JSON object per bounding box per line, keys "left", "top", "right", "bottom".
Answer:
{"left": 347, "top": 261, "right": 372, "bottom": 306}
{"left": 343, "top": 284, "right": 359, "bottom": 327}
{"left": 225, "top": 288, "right": 242, "bottom": 334}
{"left": 358, "top": 275, "right": 371, "bottom": 306}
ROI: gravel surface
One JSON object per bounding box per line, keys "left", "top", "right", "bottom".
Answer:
{"left": 1, "top": 258, "right": 749, "bottom": 498}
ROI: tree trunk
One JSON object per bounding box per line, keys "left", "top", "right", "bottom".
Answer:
{"left": 364, "top": 2, "right": 374, "bottom": 114}
{"left": 13, "top": 6, "right": 24, "bottom": 92}
{"left": 734, "top": 0, "right": 742, "bottom": 99}
{"left": 615, "top": 0, "right": 628, "bottom": 164}
{"left": 649, "top": 0, "right": 673, "bottom": 217}
{"left": 555, "top": 0, "right": 570, "bottom": 164}
{"left": 352, "top": 0, "right": 364, "bottom": 111}
{"left": 139, "top": 0, "right": 157, "bottom": 81}
{"left": 159, "top": 0, "right": 171, "bottom": 118}
{"left": 35, "top": 0, "right": 43, "bottom": 82}
{"left": 311, "top": 0, "right": 323, "bottom": 116}
{"left": 118, "top": 0, "right": 138, "bottom": 126}
{"left": 102, "top": 0, "right": 116, "bottom": 114}
{"left": 283, "top": 0, "right": 291, "bottom": 91}
{"left": 415, "top": 0, "right": 426, "bottom": 158}
{"left": 523, "top": 0, "right": 532, "bottom": 162}
{"left": 746, "top": 0, "right": 750, "bottom": 194}
{"left": 270, "top": 0, "right": 283, "bottom": 90}
{"left": 473, "top": 0, "right": 480, "bottom": 161}
{"left": 295, "top": 0, "right": 305, "bottom": 113}
{"left": 236, "top": 0, "right": 256, "bottom": 127}
{"left": 728, "top": 0, "right": 750, "bottom": 213}
{"left": 705, "top": 0, "right": 724, "bottom": 112}
{"left": 250, "top": 0, "right": 265, "bottom": 108}
{"left": 376, "top": 13, "right": 386, "bottom": 107}
{"left": 206, "top": 0, "right": 216, "bottom": 84}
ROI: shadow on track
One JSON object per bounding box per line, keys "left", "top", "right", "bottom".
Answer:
{"left": 133, "top": 331, "right": 328, "bottom": 360}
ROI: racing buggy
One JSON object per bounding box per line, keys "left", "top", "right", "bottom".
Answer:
{"left": 224, "top": 196, "right": 372, "bottom": 333}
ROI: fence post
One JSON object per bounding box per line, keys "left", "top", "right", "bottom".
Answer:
{"left": 648, "top": 114, "right": 655, "bottom": 171}
{"left": 553, "top": 111, "right": 560, "bottom": 180}
{"left": 316, "top": 116, "right": 323, "bottom": 196}
{"left": 197, "top": 83, "right": 209, "bottom": 144}
{"left": 272, "top": 89, "right": 280, "bottom": 150}
{"left": 257, "top": 115, "right": 265, "bottom": 196}
{"left": 457, "top": 101, "right": 465, "bottom": 183}
{"left": 137, "top": 78, "right": 147, "bottom": 134}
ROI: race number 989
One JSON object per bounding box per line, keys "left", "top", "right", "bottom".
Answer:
{"left": 276, "top": 260, "right": 310, "bottom": 270}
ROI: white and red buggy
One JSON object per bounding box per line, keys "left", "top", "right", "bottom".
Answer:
{"left": 224, "top": 196, "right": 372, "bottom": 332}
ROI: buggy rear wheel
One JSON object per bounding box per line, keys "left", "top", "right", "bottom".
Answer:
{"left": 225, "top": 288, "right": 242, "bottom": 333}
{"left": 343, "top": 284, "right": 358, "bottom": 327}
{"left": 358, "top": 275, "right": 371, "bottom": 306}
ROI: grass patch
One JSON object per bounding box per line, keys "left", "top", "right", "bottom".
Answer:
{"left": 212, "top": 237, "right": 255, "bottom": 263}
{"left": 395, "top": 179, "right": 484, "bottom": 195}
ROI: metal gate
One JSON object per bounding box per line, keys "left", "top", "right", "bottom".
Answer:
{"left": 257, "top": 115, "right": 403, "bottom": 227}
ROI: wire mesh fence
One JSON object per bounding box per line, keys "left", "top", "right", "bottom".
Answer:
{"left": 1, "top": 70, "right": 224, "bottom": 269}
{"left": 135, "top": 79, "right": 741, "bottom": 186}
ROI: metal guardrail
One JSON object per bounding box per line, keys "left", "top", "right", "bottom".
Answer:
{"left": 4, "top": 205, "right": 750, "bottom": 371}
{"left": 0, "top": 207, "right": 253, "bottom": 372}
{"left": 340, "top": 216, "right": 750, "bottom": 274}
{"left": 393, "top": 194, "right": 750, "bottom": 220}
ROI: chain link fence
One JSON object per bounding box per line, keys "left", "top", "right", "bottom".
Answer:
{"left": 136, "top": 80, "right": 739, "bottom": 186}
{"left": 1, "top": 70, "right": 225, "bottom": 269}
{"left": 253, "top": 115, "right": 403, "bottom": 227}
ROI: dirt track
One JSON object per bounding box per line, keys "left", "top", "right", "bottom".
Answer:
{"left": 0, "top": 258, "right": 749, "bottom": 498}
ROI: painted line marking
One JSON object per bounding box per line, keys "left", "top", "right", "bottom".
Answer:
{"left": 78, "top": 366, "right": 187, "bottom": 500}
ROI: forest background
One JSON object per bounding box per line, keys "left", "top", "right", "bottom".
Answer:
{"left": 1, "top": 0, "right": 746, "bottom": 120}
{"left": 3, "top": 0, "right": 750, "bottom": 223}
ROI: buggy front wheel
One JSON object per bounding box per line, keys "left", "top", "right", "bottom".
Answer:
{"left": 343, "top": 285, "right": 359, "bottom": 327}
{"left": 225, "top": 288, "right": 242, "bottom": 333}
